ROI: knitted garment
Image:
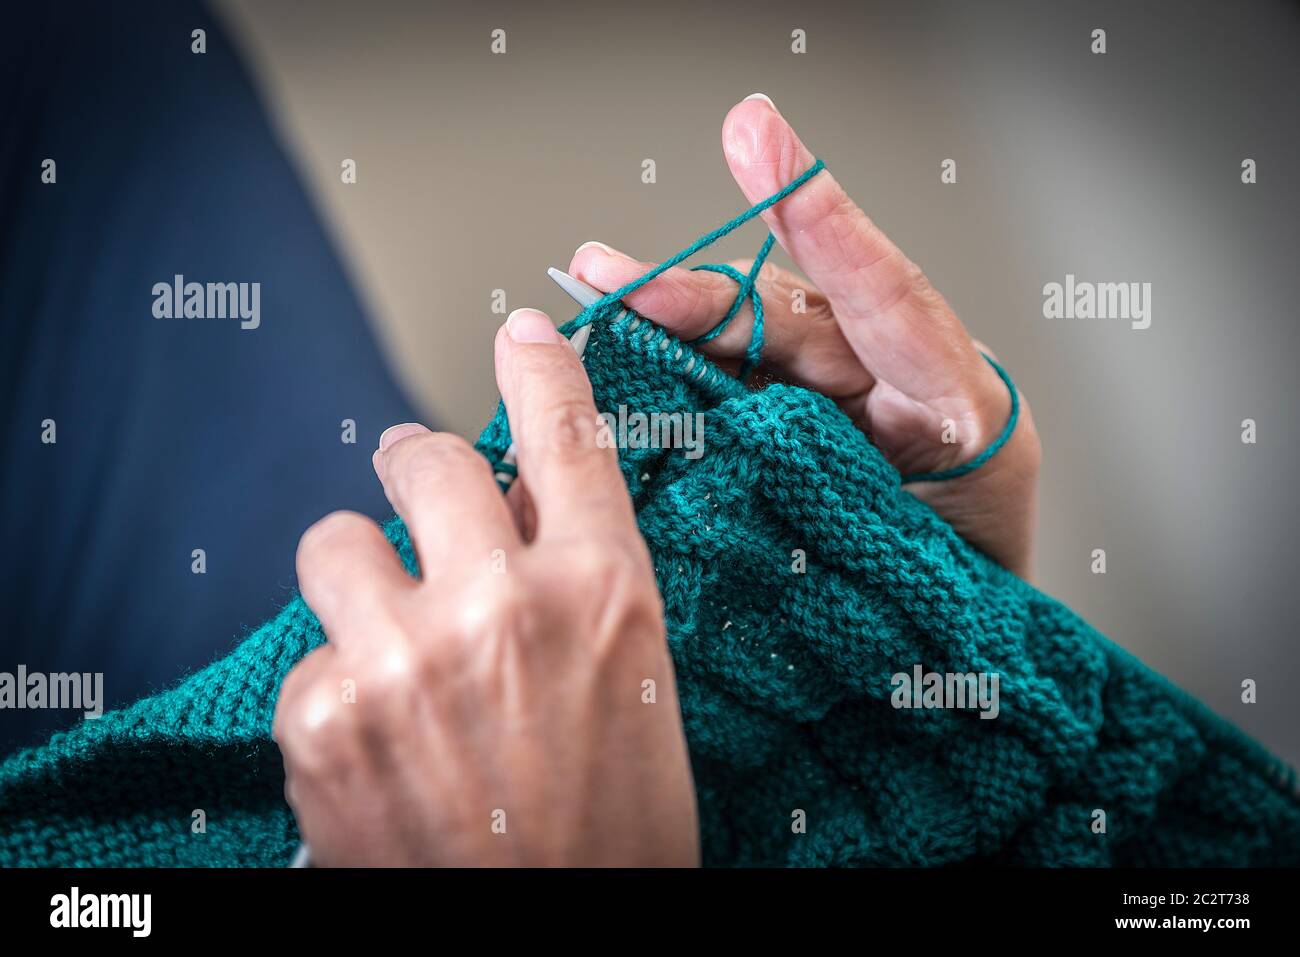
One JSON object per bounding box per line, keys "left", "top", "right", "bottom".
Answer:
{"left": 2, "top": 308, "right": 1298, "bottom": 867}
{"left": 4, "top": 177, "right": 1300, "bottom": 866}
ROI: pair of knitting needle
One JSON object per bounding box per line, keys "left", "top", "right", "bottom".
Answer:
{"left": 291, "top": 268, "right": 604, "bottom": 868}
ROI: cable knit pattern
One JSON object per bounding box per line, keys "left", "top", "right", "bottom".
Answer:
{"left": 2, "top": 309, "right": 1298, "bottom": 866}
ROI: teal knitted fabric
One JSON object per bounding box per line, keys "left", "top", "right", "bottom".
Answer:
{"left": 2, "top": 307, "right": 1297, "bottom": 866}
{"left": 3, "top": 187, "right": 1300, "bottom": 867}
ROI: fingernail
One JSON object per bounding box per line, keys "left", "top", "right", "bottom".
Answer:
{"left": 379, "top": 422, "right": 428, "bottom": 451}
{"left": 506, "top": 308, "right": 558, "bottom": 343}
{"left": 371, "top": 448, "right": 385, "bottom": 479}
{"left": 575, "top": 240, "right": 615, "bottom": 256}
{"left": 743, "top": 92, "right": 777, "bottom": 110}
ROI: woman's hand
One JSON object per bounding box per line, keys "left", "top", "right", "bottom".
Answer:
{"left": 571, "top": 94, "right": 1041, "bottom": 578}
{"left": 273, "top": 308, "right": 699, "bottom": 866}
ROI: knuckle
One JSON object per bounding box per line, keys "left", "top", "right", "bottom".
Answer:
{"left": 641, "top": 271, "right": 681, "bottom": 315}
{"left": 297, "top": 511, "right": 374, "bottom": 569}
{"left": 457, "top": 575, "right": 538, "bottom": 646}
{"left": 566, "top": 538, "right": 649, "bottom": 590}
{"left": 558, "top": 539, "right": 661, "bottom": 632}
{"left": 276, "top": 679, "right": 353, "bottom": 770}
{"left": 903, "top": 257, "right": 939, "bottom": 305}
{"left": 351, "top": 643, "right": 430, "bottom": 720}
{"left": 872, "top": 251, "right": 930, "bottom": 315}
{"left": 395, "top": 431, "right": 477, "bottom": 474}
{"left": 665, "top": 270, "right": 711, "bottom": 322}
{"left": 389, "top": 433, "right": 483, "bottom": 498}
{"left": 275, "top": 655, "right": 314, "bottom": 711}
{"left": 572, "top": 543, "right": 664, "bottom": 656}
{"left": 536, "top": 400, "right": 601, "bottom": 460}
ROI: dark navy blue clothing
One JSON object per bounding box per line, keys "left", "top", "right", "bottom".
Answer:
{"left": 0, "top": 2, "right": 420, "bottom": 752}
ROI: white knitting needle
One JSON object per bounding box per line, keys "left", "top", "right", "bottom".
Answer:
{"left": 548, "top": 265, "right": 604, "bottom": 325}
{"left": 492, "top": 269, "right": 605, "bottom": 486}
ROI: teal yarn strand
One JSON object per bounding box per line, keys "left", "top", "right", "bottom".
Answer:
{"left": 569, "top": 158, "right": 826, "bottom": 383}
{"left": 691, "top": 231, "right": 777, "bottom": 378}
{"left": 686, "top": 262, "right": 748, "bottom": 343}
{"left": 901, "top": 353, "right": 1021, "bottom": 484}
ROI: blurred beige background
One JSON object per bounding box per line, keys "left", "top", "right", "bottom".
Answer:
{"left": 214, "top": 0, "right": 1300, "bottom": 763}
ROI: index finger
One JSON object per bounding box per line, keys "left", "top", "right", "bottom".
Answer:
{"left": 493, "top": 308, "right": 637, "bottom": 543}
{"left": 722, "top": 95, "right": 990, "bottom": 406}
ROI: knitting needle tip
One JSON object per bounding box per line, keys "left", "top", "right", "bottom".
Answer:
{"left": 547, "top": 267, "right": 604, "bottom": 308}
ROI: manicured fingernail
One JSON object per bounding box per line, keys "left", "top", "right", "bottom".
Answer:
{"left": 744, "top": 92, "right": 776, "bottom": 110}
{"left": 506, "top": 308, "right": 558, "bottom": 343}
{"left": 379, "top": 422, "right": 428, "bottom": 451}
{"left": 575, "top": 240, "right": 615, "bottom": 256}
